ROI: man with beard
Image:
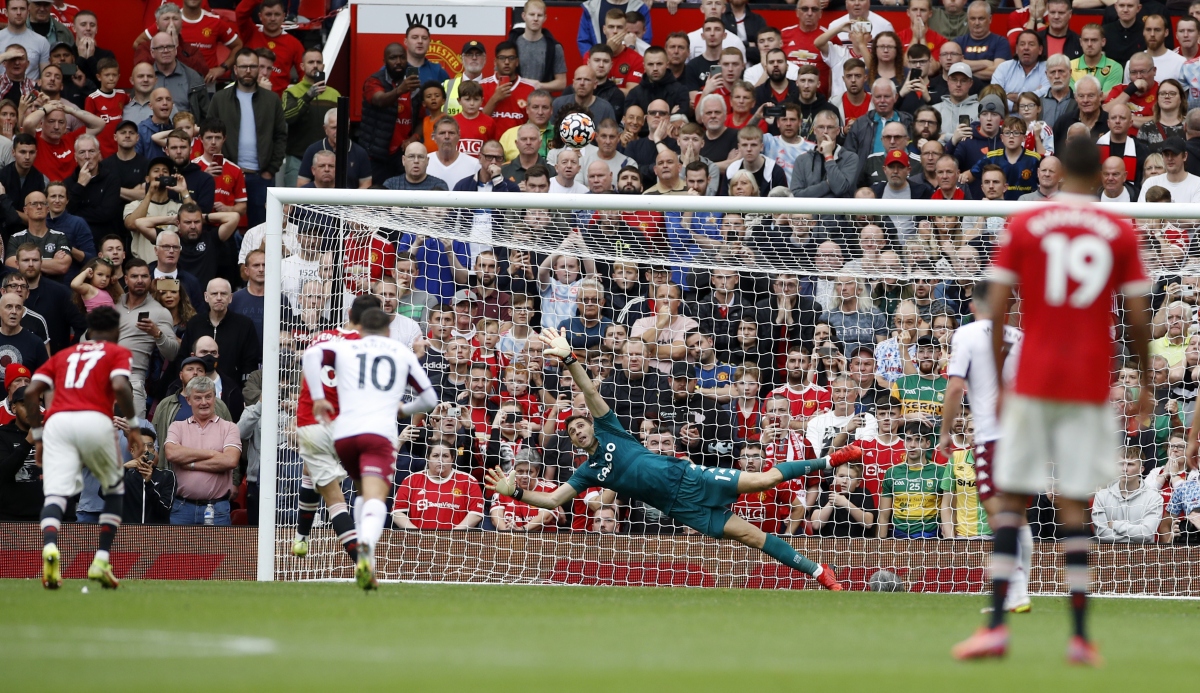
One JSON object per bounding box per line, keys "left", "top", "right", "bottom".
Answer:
{"left": 235, "top": 0, "right": 303, "bottom": 95}
{"left": 752, "top": 48, "right": 800, "bottom": 121}
{"left": 600, "top": 337, "right": 668, "bottom": 431}
{"left": 626, "top": 46, "right": 689, "bottom": 117}
{"left": 360, "top": 43, "right": 422, "bottom": 185}
{"left": 134, "top": 204, "right": 238, "bottom": 287}
{"left": 0, "top": 385, "right": 41, "bottom": 521}
{"left": 116, "top": 259, "right": 179, "bottom": 416}
{"left": 1041, "top": 54, "right": 1075, "bottom": 126}
{"left": 464, "top": 250, "right": 511, "bottom": 323}
{"left": 207, "top": 48, "right": 287, "bottom": 227}
{"left": 890, "top": 335, "right": 947, "bottom": 430}
{"left": 162, "top": 129, "right": 214, "bottom": 214}
{"left": 696, "top": 267, "right": 750, "bottom": 354}
{"left": 792, "top": 65, "right": 834, "bottom": 140}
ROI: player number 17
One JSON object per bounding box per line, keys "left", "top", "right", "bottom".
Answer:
{"left": 63, "top": 350, "right": 105, "bottom": 389}
{"left": 1040, "top": 233, "right": 1112, "bottom": 308}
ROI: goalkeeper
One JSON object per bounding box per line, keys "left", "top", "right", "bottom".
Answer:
{"left": 485, "top": 328, "right": 858, "bottom": 590}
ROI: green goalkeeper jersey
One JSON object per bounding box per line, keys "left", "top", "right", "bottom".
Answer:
{"left": 566, "top": 411, "right": 689, "bottom": 513}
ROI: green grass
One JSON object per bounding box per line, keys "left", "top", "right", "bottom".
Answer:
{"left": 1, "top": 580, "right": 1197, "bottom": 692}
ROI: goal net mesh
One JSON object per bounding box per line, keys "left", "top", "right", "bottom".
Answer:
{"left": 267, "top": 192, "right": 1200, "bottom": 597}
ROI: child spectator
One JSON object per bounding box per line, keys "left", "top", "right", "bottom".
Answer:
{"left": 69, "top": 257, "right": 118, "bottom": 313}
{"left": 810, "top": 462, "right": 876, "bottom": 538}
{"left": 452, "top": 80, "right": 494, "bottom": 157}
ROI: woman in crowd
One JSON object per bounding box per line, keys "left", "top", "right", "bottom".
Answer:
{"left": 1137, "top": 78, "right": 1187, "bottom": 152}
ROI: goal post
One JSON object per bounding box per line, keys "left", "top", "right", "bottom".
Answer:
{"left": 259, "top": 187, "right": 1200, "bottom": 595}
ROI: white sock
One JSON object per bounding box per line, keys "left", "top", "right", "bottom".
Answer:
{"left": 94, "top": 550, "right": 110, "bottom": 563}
{"left": 353, "top": 496, "right": 364, "bottom": 534}
{"left": 359, "top": 498, "right": 387, "bottom": 555}
{"left": 1012, "top": 523, "right": 1033, "bottom": 599}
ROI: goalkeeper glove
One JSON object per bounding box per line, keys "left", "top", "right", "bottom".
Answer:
{"left": 540, "top": 328, "right": 573, "bottom": 359}
{"left": 488, "top": 467, "right": 518, "bottom": 497}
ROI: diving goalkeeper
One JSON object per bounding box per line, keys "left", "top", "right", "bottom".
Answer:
{"left": 485, "top": 328, "right": 859, "bottom": 590}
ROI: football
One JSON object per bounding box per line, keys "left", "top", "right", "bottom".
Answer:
{"left": 559, "top": 112, "right": 596, "bottom": 149}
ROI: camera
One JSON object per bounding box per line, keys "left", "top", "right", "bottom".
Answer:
{"left": 447, "top": 406, "right": 461, "bottom": 418}
{"left": 504, "top": 411, "right": 519, "bottom": 424}
{"left": 157, "top": 175, "right": 176, "bottom": 189}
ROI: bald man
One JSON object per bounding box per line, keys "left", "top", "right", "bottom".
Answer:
{"left": 180, "top": 277, "right": 261, "bottom": 421}
{"left": 552, "top": 65, "right": 618, "bottom": 125}
{"left": 1099, "top": 156, "right": 1135, "bottom": 202}
{"left": 136, "top": 87, "right": 177, "bottom": 159}
{"left": 1017, "top": 155, "right": 1062, "bottom": 201}
{"left": 586, "top": 159, "right": 614, "bottom": 193}
{"left": 644, "top": 148, "right": 688, "bottom": 194}
{"left": 381, "top": 141, "right": 450, "bottom": 191}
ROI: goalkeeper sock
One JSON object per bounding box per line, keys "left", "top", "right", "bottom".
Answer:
{"left": 96, "top": 487, "right": 124, "bottom": 563}
{"left": 40, "top": 495, "right": 67, "bottom": 547}
{"left": 774, "top": 458, "right": 829, "bottom": 482}
{"left": 328, "top": 502, "right": 358, "bottom": 561}
{"left": 359, "top": 498, "right": 387, "bottom": 555}
{"left": 988, "top": 512, "right": 1022, "bottom": 629}
{"left": 1063, "top": 527, "right": 1091, "bottom": 639}
{"left": 296, "top": 476, "right": 320, "bottom": 540}
{"left": 761, "top": 534, "right": 819, "bottom": 576}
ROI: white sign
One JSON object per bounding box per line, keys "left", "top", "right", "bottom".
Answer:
{"left": 357, "top": 4, "right": 507, "bottom": 35}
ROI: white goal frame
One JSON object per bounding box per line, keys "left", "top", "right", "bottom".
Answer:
{"left": 258, "top": 188, "right": 1194, "bottom": 583}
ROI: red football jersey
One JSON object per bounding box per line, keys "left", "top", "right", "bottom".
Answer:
{"left": 343, "top": 233, "right": 396, "bottom": 295}
{"left": 35, "top": 128, "right": 82, "bottom": 182}
{"left": 394, "top": 470, "right": 484, "bottom": 529}
{"left": 734, "top": 398, "right": 763, "bottom": 442}
{"left": 480, "top": 76, "right": 536, "bottom": 137}
{"left": 570, "top": 486, "right": 606, "bottom": 530}
{"left": 0, "top": 400, "right": 15, "bottom": 427}
{"left": 763, "top": 430, "right": 819, "bottom": 490}
{"left": 780, "top": 24, "right": 831, "bottom": 94}
{"left": 858, "top": 436, "right": 905, "bottom": 507}
{"left": 732, "top": 488, "right": 788, "bottom": 534}
{"left": 31, "top": 340, "right": 133, "bottom": 419}
{"left": 84, "top": 89, "right": 130, "bottom": 159}
{"left": 990, "top": 198, "right": 1149, "bottom": 403}
{"left": 193, "top": 156, "right": 248, "bottom": 225}
{"left": 49, "top": 1, "right": 80, "bottom": 24}
{"left": 490, "top": 478, "right": 561, "bottom": 529}
{"left": 610, "top": 47, "right": 643, "bottom": 89}
{"left": 769, "top": 382, "right": 831, "bottom": 420}
{"left": 454, "top": 112, "right": 495, "bottom": 157}
{"left": 236, "top": 0, "right": 304, "bottom": 95}
{"left": 296, "top": 328, "right": 360, "bottom": 427}
{"left": 1104, "top": 82, "right": 1158, "bottom": 134}
{"left": 180, "top": 10, "right": 239, "bottom": 71}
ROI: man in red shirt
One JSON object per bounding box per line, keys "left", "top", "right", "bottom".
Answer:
{"left": 22, "top": 99, "right": 104, "bottom": 182}
{"left": 731, "top": 441, "right": 789, "bottom": 534}
{"left": 28, "top": 306, "right": 144, "bottom": 590}
{"left": 954, "top": 137, "right": 1153, "bottom": 664}
{"left": 481, "top": 41, "right": 536, "bottom": 137}
{"left": 1103, "top": 51, "right": 1157, "bottom": 134}
{"left": 769, "top": 346, "right": 831, "bottom": 420}
{"left": 235, "top": 0, "right": 303, "bottom": 95}
{"left": 392, "top": 442, "right": 484, "bottom": 529}
{"left": 781, "top": 0, "right": 830, "bottom": 95}
{"left": 177, "top": 0, "right": 241, "bottom": 81}
{"left": 192, "top": 121, "right": 248, "bottom": 226}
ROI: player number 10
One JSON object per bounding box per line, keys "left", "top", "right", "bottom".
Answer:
{"left": 1040, "top": 233, "right": 1112, "bottom": 308}
{"left": 356, "top": 353, "right": 397, "bottom": 391}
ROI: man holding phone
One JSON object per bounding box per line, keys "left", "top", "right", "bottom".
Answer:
{"left": 482, "top": 41, "right": 536, "bottom": 137}
{"left": 116, "top": 259, "right": 180, "bottom": 417}
{"left": 282, "top": 49, "right": 339, "bottom": 189}
{"left": 192, "top": 121, "right": 247, "bottom": 223}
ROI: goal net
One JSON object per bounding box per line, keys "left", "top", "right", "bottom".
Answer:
{"left": 259, "top": 189, "right": 1200, "bottom": 597}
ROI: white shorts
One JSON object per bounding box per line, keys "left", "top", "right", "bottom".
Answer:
{"left": 995, "top": 394, "right": 1119, "bottom": 500}
{"left": 41, "top": 410, "right": 122, "bottom": 497}
{"left": 297, "top": 423, "right": 347, "bottom": 488}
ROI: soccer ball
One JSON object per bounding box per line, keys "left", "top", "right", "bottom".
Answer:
{"left": 868, "top": 569, "right": 905, "bottom": 592}
{"left": 559, "top": 112, "right": 596, "bottom": 149}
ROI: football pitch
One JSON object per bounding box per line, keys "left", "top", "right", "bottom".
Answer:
{"left": 1, "top": 580, "right": 1196, "bottom": 692}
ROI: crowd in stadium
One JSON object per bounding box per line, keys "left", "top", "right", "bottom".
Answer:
{"left": 0, "top": 0, "right": 1197, "bottom": 544}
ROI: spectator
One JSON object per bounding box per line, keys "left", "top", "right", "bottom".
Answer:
{"left": 234, "top": 0, "right": 303, "bottom": 96}
{"left": 0, "top": 0, "right": 50, "bottom": 79}
{"left": 811, "top": 461, "right": 876, "bottom": 537}
{"left": 207, "top": 48, "right": 286, "bottom": 228}
{"left": 1017, "top": 155, "right": 1062, "bottom": 201}
{"left": 71, "top": 9, "right": 114, "bottom": 82}
{"left": 0, "top": 384, "right": 38, "bottom": 520}
{"left": 590, "top": 14, "right": 640, "bottom": 99}
{"left": 910, "top": 136, "right": 943, "bottom": 188}
{"left": 393, "top": 441, "right": 485, "bottom": 529}
{"left": 991, "top": 31, "right": 1048, "bottom": 108}
{"left": 298, "top": 109, "right": 372, "bottom": 189}
{"left": 955, "top": 1, "right": 1010, "bottom": 80}
{"left": 193, "top": 121, "right": 248, "bottom": 223}
{"left": 877, "top": 420, "right": 943, "bottom": 538}
{"left": 359, "top": 42, "right": 421, "bottom": 184}
{"left": 791, "top": 110, "right": 858, "bottom": 198}
{"left": 1055, "top": 74, "right": 1108, "bottom": 146}
{"left": 164, "top": 375, "right": 241, "bottom": 525}
{"left": 1151, "top": 300, "right": 1190, "bottom": 365}
{"left": 230, "top": 249, "right": 265, "bottom": 341}
{"left": 1093, "top": 449, "right": 1164, "bottom": 543}
{"left": 643, "top": 147, "right": 687, "bottom": 194}
{"left": 726, "top": 126, "right": 787, "bottom": 196}
{"left": 846, "top": 79, "right": 912, "bottom": 187}
{"left": 578, "top": 0, "right": 651, "bottom": 57}
{"left": 963, "top": 115, "right": 1041, "bottom": 200}
{"left": 21, "top": 97, "right": 103, "bottom": 181}
{"left": 1139, "top": 137, "right": 1200, "bottom": 202}
{"left": 64, "top": 133, "right": 119, "bottom": 246}
{"left": 488, "top": 447, "right": 559, "bottom": 531}
{"left": 631, "top": 282, "right": 696, "bottom": 375}
{"left": 44, "top": 181, "right": 93, "bottom": 273}
{"left": 147, "top": 32, "right": 206, "bottom": 117}
{"left": 120, "top": 425, "right": 175, "bottom": 525}
{"left": 160, "top": 128, "right": 214, "bottom": 213}
{"left": 280, "top": 49, "right": 338, "bottom": 188}
{"left": 1138, "top": 78, "right": 1187, "bottom": 151}
{"left": 1041, "top": 54, "right": 1076, "bottom": 127}
{"left": 132, "top": 4, "right": 205, "bottom": 76}
{"left": 444, "top": 40, "right": 488, "bottom": 117}
{"left": 482, "top": 41, "right": 537, "bottom": 138}
{"left": 426, "top": 116, "right": 481, "bottom": 187}
{"left": 1107, "top": 51, "right": 1159, "bottom": 133}
{"left": 6, "top": 192, "right": 69, "bottom": 277}
{"left": 0, "top": 289, "right": 47, "bottom": 370}
{"left": 0, "top": 45, "right": 35, "bottom": 104}
{"left": 553, "top": 65, "right": 618, "bottom": 127}
{"left": 135, "top": 87, "right": 175, "bottom": 160}
{"left": 937, "top": 444, "right": 991, "bottom": 539}
{"left": 384, "top": 141, "right": 449, "bottom": 191}
{"left": 1071, "top": 23, "right": 1123, "bottom": 96}
{"left": 513, "top": 0, "right": 566, "bottom": 93}
{"left": 151, "top": 355, "right": 233, "bottom": 449}
{"left": 1100, "top": 155, "right": 1136, "bottom": 202}
{"left": 181, "top": 277, "right": 260, "bottom": 420}
{"left": 123, "top": 157, "right": 181, "bottom": 263}
{"left": 118, "top": 259, "right": 180, "bottom": 416}
{"left": 626, "top": 46, "right": 689, "bottom": 119}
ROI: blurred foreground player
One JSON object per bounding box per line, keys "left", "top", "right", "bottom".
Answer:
{"left": 486, "top": 328, "right": 859, "bottom": 590}
{"left": 32, "top": 307, "right": 145, "bottom": 590}
{"left": 291, "top": 295, "right": 385, "bottom": 564}
{"left": 952, "top": 137, "right": 1154, "bottom": 665}
{"left": 302, "top": 308, "right": 437, "bottom": 591}
{"left": 939, "top": 281, "right": 1032, "bottom": 613}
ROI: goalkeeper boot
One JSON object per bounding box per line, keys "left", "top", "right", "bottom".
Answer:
{"left": 814, "top": 564, "right": 843, "bottom": 591}
{"left": 355, "top": 546, "right": 377, "bottom": 592}
{"left": 828, "top": 444, "right": 863, "bottom": 467}
{"left": 42, "top": 544, "right": 61, "bottom": 590}
{"left": 292, "top": 538, "right": 309, "bottom": 558}
{"left": 1066, "top": 636, "right": 1102, "bottom": 667}
{"left": 88, "top": 558, "right": 119, "bottom": 590}
{"left": 951, "top": 625, "right": 1008, "bottom": 660}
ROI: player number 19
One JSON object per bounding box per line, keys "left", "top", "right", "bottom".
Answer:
{"left": 1040, "top": 233, "right": 1112, "bottom": 308}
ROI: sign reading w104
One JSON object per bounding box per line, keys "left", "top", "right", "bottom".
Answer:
{"left": 357, "top": 5, "right": 507, "bottom": 35}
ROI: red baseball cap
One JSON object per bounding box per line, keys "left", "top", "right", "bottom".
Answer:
{"left": 884, "top": 149, "right": 909, "bottom": 168}
{"left": 5, "top": 362, "right": 31, "bottom": 386}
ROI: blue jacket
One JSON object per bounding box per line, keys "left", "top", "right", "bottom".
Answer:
{"left": 136, "top": 117, "right": 171, "bottom": 159}
{"left": 578, "top": 0, "right": 651, "bottom": 56}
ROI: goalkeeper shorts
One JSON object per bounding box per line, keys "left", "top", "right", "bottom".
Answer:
{"left": 667, "top": 465, "right": 742, "bottom": 539}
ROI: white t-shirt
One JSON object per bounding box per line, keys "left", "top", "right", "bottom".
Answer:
{"left": 688, "top": 29, "right": 746, "bottom": 61}
{"left": 805, "top": 410, "right": 878, "bottom": 457}
{"left": 303, "top": 335, "right": 433, "bottom": 442}
{"left": 281, "top": 254, "right": 321, "bottom": 309}
{"left": 549, "top": 179, "right": 588, "bottom": 194}
{"left": 1138, "top": 172, "right": 1200, "bottom": 203}
{"left": 389, "top": 314, "right": 422, "bottom": 347}
{"left": 1100, "top": 188, "right": 1131, "bottom": 203}
{"left": 945, "top": 319, "right": 1023, "bottom": 443}
{"left": 426, "top": 152, "right": 481, "bottom": 189}
{"left": 830, "top": 11, "right": 895, "bottom": 43}
{"left": 1125, "top": 51, "right": 1186, "bottom": 83}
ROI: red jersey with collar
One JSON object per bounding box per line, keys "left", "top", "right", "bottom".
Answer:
{"left": 769, "top": 382, "right": 831, "bottom": 419}
{"left": 571, "top": 485, "right": 607, "bottom": 530}
{"left": 858, "top": 436, "right": 906, "bottom": 507}
{"left": 296, "top": 328, "right": 360, "bottom": 427}
{"left": 31, "top": 341, "right": 133, "bottom": 418}
{"left": 990, "top": 199, "right": 1149, "bottom": 403}
{"left": 480, "top": 75, "right": 536, "bottom": 137}
{"left": 343, "top": 233, "right": 396, "bottom": 295}
{"left": 49, "top": 2, "right": 80, "bottom": 24}
{"left": 1104, "top": 81, "right": 1158, "bottom": 134}
{"left": 84, "top": 89, "right": 129, "bottom": 159}
{"left": 490, "top": 478, "right": 561, "bottom": 529}
{"left": 780, "top": 24, "right": 831, "bottom": 94}
{"left": 394, "top": 470, "right": 484, "bottom": 528}
{"left": 732, "top": 487, "right": 788, "bottom": 533}
{"left": 178, "top": 9, "right": 239, "bottom": 71}
{"left": 236, "top": 0, "right": 304, "bottom": 95}
{"left": 610, "top": 47, "right": 644, "bottom": 88}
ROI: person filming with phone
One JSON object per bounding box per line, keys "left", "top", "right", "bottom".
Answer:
{"left": 281, "top": 48, "right": 339, "bottom": 189}
{"left": 116, "top": 258, "right": 180, "bottom": 417}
